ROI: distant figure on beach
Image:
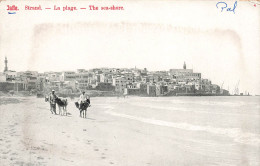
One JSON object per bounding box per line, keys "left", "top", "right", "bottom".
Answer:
{"left": 86, "top": 96, "right": 90, "bottom": 107}
{"left": 45, "top": 95, "right": 49, "bottom": 102}
{"left": 49, "top": 90, "right": 57, "bottom": 114}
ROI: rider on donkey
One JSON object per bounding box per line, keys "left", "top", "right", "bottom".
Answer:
{"left": 78, "top": 91, "right": 90, "bottom": 109}
{"left": 79, "top": 91, "right": 86, "bottom": 108}
{"left": 76, "top": 91, "right": 91, "bottom": 118}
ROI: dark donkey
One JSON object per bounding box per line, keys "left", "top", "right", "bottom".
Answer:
{"left": 56, "top": 97, "right": 68, "bottom": 116}
{"left": 75, "top": 99, "right": 90, "bottom": 118}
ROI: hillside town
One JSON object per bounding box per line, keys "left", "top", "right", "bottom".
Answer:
{"left": 0, "top": 57, "right": 230, "bottom": 97}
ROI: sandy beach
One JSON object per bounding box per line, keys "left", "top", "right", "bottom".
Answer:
{"left": 0, "top": 96, "right": 260, "bottom": 166}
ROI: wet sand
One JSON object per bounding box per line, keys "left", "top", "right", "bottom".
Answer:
{"left": 0, "top": 96, "right": 259, "bottom": 166}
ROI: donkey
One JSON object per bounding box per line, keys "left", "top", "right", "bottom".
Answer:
{"left": 56, "top": 97, "right": 68, "bottom": 116}
{"left": 75, "top": 100, "right": 90, "bottom": 118}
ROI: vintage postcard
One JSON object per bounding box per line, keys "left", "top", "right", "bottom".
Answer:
{"left": 0, "top": 0, "right": 259, "bottom": 165}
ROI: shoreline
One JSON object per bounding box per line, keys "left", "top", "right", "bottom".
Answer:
{"left": 1, "top": 90, "right": 254, "bottom": 98}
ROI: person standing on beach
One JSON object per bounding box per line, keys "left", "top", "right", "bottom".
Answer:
{"left": 49, "top": 90, "right": 57, "bottom": 114}
{"left": 86, "top": 96, "right": 91, "bottom": 107}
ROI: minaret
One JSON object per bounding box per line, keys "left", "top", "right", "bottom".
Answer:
{"left": 4, "top": 57, "right": 8, "bottom": 72}
{"left": 183, "top": 61, "right": 186, "bottom": 69}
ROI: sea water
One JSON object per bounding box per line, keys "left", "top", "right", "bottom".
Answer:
{"left": 99, "top": 96, "right": 260, "bottom": 165}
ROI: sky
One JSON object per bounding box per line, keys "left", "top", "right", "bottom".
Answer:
{"left": 0, "top": 0, "right": 259, "bottom": 94}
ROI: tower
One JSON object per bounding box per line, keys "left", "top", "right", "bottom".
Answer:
{"left": 183, "top": 61, "right": 186, "bottom": 69}
{"left": 4, "top": 57, "right": 8, "bottom": 72}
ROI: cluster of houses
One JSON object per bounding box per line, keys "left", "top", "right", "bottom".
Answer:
{"left": 0, "top": 57, "right": 229, "bottom": 96}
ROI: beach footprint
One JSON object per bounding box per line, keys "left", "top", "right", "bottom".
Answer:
{"left": 11, "top": 152, "right": 18, "bottom": 156}
{"left": 2, "top": 150, "right": 11, "bottom": 154}
{"left": 1, "top": 155, "right": 7, "bottom": 159}
{"left": 37, "top": 156, "right": 44, "bottom": 160}
{"left": 10, "top": 157, "right": 16, "bottom": 161}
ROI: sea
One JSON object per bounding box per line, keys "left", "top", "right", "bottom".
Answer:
{"left": 97, "top": 96, "right": 260, "bottom": 165}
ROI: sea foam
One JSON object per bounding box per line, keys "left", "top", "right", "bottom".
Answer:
{"left": 105, "top": 108, "right": 260, "bottom": 147}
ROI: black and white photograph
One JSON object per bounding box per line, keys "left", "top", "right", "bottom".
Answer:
{"left": 0, "top": 0, "right": 260, "bottom": 165}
